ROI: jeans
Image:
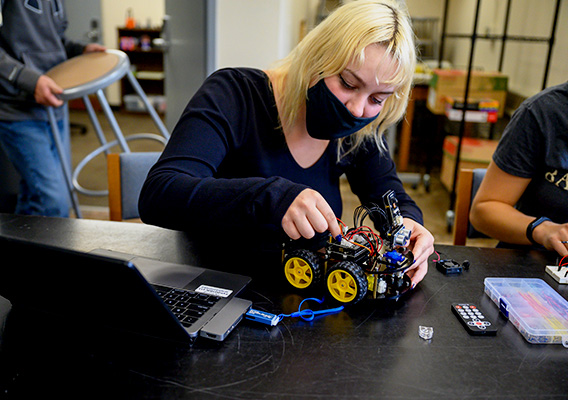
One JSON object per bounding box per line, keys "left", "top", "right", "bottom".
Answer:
{"left": 0, "top": 119, "right": 70, "bottom": 217}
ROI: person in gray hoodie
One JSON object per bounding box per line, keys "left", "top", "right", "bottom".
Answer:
{"left": 0, "top": 0, "right": 104, "bottom": 216}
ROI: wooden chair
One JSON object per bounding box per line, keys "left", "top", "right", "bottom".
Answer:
{"left": 107, "top": 152, "right": 161, "bottom": 221}
{"left": 452, "top": 168, "right": 487, "bottom": 245}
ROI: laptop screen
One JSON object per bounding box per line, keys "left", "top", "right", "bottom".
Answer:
{"left": 0, "top": 235, "right": 251, "bottom": 343}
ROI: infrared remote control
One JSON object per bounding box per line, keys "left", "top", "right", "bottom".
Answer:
{"left": 451, "top": 303, "right": 497, "bottom": 336}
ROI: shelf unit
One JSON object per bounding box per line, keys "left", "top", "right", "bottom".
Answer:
{"left": 117, "top": 27, "right": 164, "bottom": 112}
{"left": 436, "top": 0, "right": 561, "bottom": 220}
{"left": 412, "top": 17, "right": 439, "bottom": 61}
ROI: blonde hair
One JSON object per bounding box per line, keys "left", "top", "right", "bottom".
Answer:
{"left": 270, "top": 0, "right": 416, "bottom": 154}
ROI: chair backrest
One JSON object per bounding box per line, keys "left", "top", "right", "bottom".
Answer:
{"left": 452, "top": 168, "right": 487, "bottom": 245}
{"left": 107, "top": 152, "right": 161, "bottom": 221}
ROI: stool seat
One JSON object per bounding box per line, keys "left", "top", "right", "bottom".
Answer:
{"left": 42, "top": 49, "right": 168, "bottom": 218}
{"left": 45, "top": 50, "right": 130, "bottom": 101}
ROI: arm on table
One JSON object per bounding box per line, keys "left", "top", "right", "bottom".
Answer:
{"left": 470, "top": 161, "right": 568, "bottom": 256}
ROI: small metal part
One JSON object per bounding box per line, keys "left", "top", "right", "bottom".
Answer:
{"left": 418, "top": 325, "right": 434, "bottom": 340}
{"left": 393, "top": 227, "right": 411, "bottom": 247}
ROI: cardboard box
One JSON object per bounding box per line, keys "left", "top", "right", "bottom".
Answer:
{"left": 427, "top": 69, "right": 508, "bottom": 117}
{"left": 440, "top": 135, "right": 498, "bottom": 191}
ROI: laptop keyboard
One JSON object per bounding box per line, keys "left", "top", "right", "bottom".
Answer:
{"left": 152, "top": 284, "right": 221, "bottom": 327}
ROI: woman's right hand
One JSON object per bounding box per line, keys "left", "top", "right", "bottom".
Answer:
{"left": 281, "top": 188, "right": 342, "bottom": 240}
{"left": 533, "top": 220, "right": 568, "bottom": 257}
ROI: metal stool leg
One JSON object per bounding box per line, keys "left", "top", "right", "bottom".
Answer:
{"left": 82, "top": 95, "right": 111, "bottom": 154}
{"left": 95, "top": 89, "right": 131, "bottom": 153}
{"left": 44, "top": 49, "right": 170, "bottom": 206}
{"left": 47, "top": 107, "right": 82, "bottom": 218}
{"left": 72, "top": 86, "right": 169, "bottom": 197}
{"left": 126, "top": 70, "right": 170, "bottom": 140}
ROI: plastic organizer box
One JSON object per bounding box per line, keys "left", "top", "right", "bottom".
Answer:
{"left": 484, "top": 278, "right": 568, "bottom": 346}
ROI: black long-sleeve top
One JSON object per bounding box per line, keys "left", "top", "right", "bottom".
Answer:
{"left": 139, "top": 68, "right": 422, "bottom": 250}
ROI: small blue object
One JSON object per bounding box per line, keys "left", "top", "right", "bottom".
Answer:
{"left": 384, "top": 250, "right": 404, "bottom": 263}
{"left": 335, "top": 235, "right": 342, "bottom": 243}
{"left": 245, "top": 298, "right": 344, "bottom": 326}
{"left": 245, "top": 309, "right": 282, "bottom": 326}
{"left": 280, "top": 297, "right": 344, "bottom": 322}
{"left": 499, "top": 298, "right": 509, "bottom": 318}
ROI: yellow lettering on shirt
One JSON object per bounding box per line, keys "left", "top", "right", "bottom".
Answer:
{"left": 545, "top": 169, "right": 557, "bottom": 183}
{"left": 555, "top": 173, "right": 568, "bottom": 190}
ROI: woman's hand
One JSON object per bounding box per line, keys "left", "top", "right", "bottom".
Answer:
{"left": 282, "top": 189, "right": 342, "bottom": 240}
{"left": 402, "top": 218, "right": 435, "bottom": 287}
{"left": 533, "top": 220, "right": 568, "bottom": 257}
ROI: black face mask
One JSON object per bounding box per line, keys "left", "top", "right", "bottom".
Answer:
{"left": 305, "top": 79, "right": 379, "bottom": 140}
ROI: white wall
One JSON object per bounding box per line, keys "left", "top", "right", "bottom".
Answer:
{"left": 422, "top": 0, "right": 567, "bottom": 98}
{"left": 406, "top": 0, "right": 445, "bottom": 17}
{"left": 215, "top": 0, "right": 311, "bottom": 70}
{"left": 99, "top": 0, "right": 567, "bottom": 103}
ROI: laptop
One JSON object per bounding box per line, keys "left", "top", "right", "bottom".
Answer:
{"left": 0, "top": 235, "right": 252, "bottom": 344}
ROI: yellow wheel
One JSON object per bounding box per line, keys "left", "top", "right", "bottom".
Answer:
{"left": 326, "top": 262, "right": 368, "bottom": 304}
{"left": 283, "top": 249, "right": 321, "bottom": 289}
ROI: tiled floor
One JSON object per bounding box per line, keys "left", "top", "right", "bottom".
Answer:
{"left": 69, "top": 109, "right": 498, "bottom": 248}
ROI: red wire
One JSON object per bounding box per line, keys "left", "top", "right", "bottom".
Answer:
{"left": 339, "top": 218, "right": 386, "bottom": 256}
{"left": 358, "top": 231, "right": 377, "bottom": 255}
{"left": 348, "top": 226, "right": 384, "bottom": 255}
{"left": 433, "top": 251, "right": 441, "bottom": 262}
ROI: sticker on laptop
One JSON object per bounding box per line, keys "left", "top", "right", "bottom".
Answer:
{"left": 195, "top": 285, "right": 233, "bottom": 298}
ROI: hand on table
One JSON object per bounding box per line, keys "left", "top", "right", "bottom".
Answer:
{"left": 533, "top": 220, "right": 568, "bottom": 257}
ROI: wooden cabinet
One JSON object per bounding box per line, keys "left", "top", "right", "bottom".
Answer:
{"left": 117, "top": 27, "right": 164, "bottom": 111}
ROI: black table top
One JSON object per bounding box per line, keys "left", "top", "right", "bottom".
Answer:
{"left": 0, "top": 213, "right": 566, "bottom": 399}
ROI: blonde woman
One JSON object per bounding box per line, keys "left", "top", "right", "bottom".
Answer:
{"left": 140, "top": 0, "right": 434, "bottom": 286}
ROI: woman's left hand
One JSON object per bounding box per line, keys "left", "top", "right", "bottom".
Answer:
{"left": 402, "top": 218, "right": 435, "bottom": 287}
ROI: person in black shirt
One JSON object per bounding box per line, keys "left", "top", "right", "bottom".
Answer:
{"left": 471, "top": 82, "right": 568, "bottom": 256}
{"left": 140, "top": 0, "right": 435, "bottom": 286}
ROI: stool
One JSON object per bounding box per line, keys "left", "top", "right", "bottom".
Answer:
{"left": 45, "top": 50, "right": 169, "bottom": 218}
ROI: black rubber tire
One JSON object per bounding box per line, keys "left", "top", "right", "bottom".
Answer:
{"left": 283, "top": 249, "right": 322, "bottom": 289}
{"left": 326, "top": 261, "right": 368, "bottom": 304}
